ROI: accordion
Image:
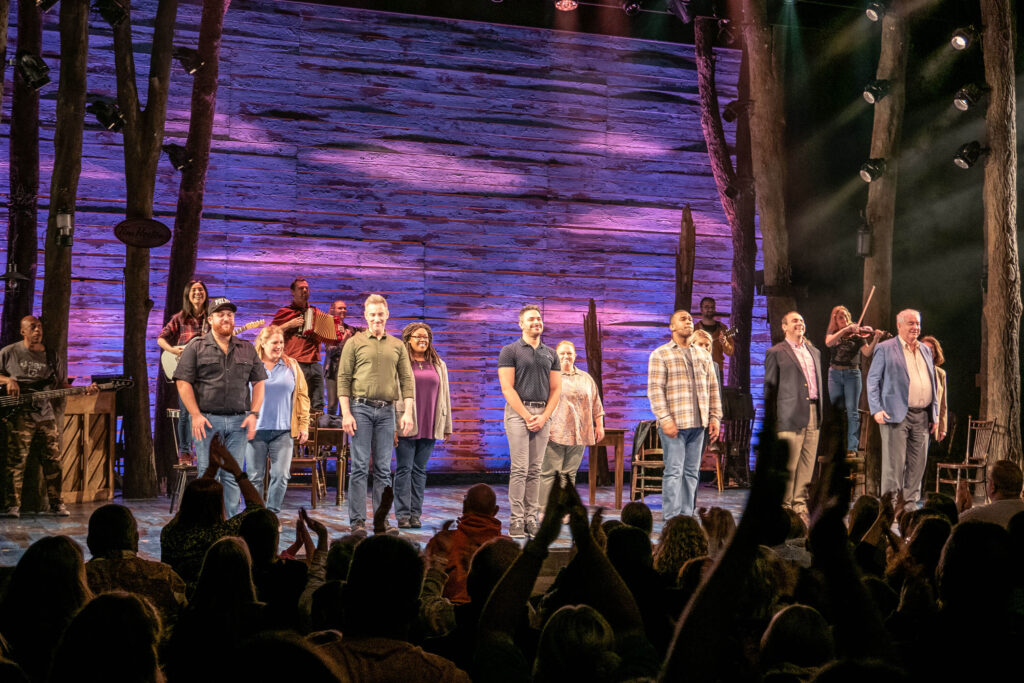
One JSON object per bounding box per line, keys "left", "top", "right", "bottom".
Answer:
{"left": 302, "top": 308, "right": 337, "bottom": 342}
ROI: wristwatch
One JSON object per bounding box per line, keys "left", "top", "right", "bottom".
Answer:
{"left": 246, "top": 410, "right": 260, "bottom": 417}
{"left": 236, "top": 471, "right": 249, "bottom": 481}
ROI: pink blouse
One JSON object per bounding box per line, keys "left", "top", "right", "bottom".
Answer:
{"left": 548, "top": 368, "right": 605, "bottom": 446}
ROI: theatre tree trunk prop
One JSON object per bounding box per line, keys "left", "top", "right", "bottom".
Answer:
{"left": 41, "top": 0, "right": 90, "bottom": 384}
{"left": 112, "top": 0, "right": 181, "bottom": 498}
{"left": 859, "top": 8, "right": 908, "bottom": 495}
{"left": 155, "top": 0, "right": 231, "bottom": 482}
{"left": 1, "top": 1, "right": 41, "bottom": 348}
{"left": 674, "top": 206, "right": 696, "bottom": 314}
{"left": 739, "top": 0, "right": 795, "bottom": 343}
{"left": 979, "top": 0, "right": 1021, "bottom": 464}
{"left": 693, "top": 16, "right": 756, "bottom": 391}
{"left": 0, "top": 0, "right": 9, "bottom": 117}
{"left": 584, "top": 299, "right": 610, "bottom": 485}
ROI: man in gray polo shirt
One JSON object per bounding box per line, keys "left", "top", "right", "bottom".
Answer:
{"left": 498, "top": 304, "right": 561, "bottom": 538}
{"left": 174, "top": 297, "right": 267, "bottom": 515}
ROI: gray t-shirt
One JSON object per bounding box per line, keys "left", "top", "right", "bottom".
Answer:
{"left": 0, "top": 342, "right": 59, "bottom": 421}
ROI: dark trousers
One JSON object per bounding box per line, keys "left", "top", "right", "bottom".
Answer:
{"left": 299, "top": 361, "right": 325, "bottom": 414}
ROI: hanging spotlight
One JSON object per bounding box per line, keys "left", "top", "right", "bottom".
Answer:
{"left": 87, "top": 99, "right": 126, "bottom": 131}
{"left": 173, "top": 47, "right": 206, "bottom": 75}
{"left": 622, "top": 0, "right": 643, "bottom": 15}
{"left": 950, "top": 26, "right": 977, "bottom": 51}
{"left": 722, "top": 99, "right": 746, "bottom": 123}
{"left": 862, "top": 79, "right": 890, "bottom": 104}
{"left": 953, "top": 141, "right": 988, "bottom": 169}
{"left": 667, "top": 0, "right": 715, "bottom": 23}
{"left": 11, "top": 51, "right": 51, "bottom": 91}
{"left": 554, "top": 0, "right": 578, "bottom": 10}
{"left": 55, "top": 211, "right": 74, "bottom": 248}
{"left": 36, "top": 0, "right": 60, "bottom": 11}
{"left": 864, "top": 1, "right": 887, "bottom": 22}
{"left": 93, "top": 0, "right": 128, "bottom": 27}
{"left": 162, "top": 144, "right": 193, "bottom": 171}
{"left": 953, "top": 83, "right": 987, "bottom": 111}
{"left": 859, "top": 158, "right": 886, "bottom": 183}
{"left": 1, "top": 264, "right": 30, "bottom": 292}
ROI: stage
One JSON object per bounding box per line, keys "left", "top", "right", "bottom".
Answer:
{"left": 0, "top": 482, "right": 750, "bottom": 567}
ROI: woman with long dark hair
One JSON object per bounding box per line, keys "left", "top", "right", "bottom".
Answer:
{"left": 824, "top": 305, "right": 884, "bottom": 453}
{"left": 394, "top": 322, "right": 452, "bottom": 528}
{"left": 157, "top": 279, "right": 210, "bottom": 462}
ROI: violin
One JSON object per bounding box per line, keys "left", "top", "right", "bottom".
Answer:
{"left": 850, "top": 325, "right": 891, "bottom": 341}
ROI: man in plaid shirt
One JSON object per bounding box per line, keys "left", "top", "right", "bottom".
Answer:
{"left": 647, "top": 310, "right": 722, "bottom": 518}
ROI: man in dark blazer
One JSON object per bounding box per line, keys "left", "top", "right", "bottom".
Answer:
{"left": 764, "top": 311, "right": 823, "bottom": 514}
{"left": 866, "top": 309, "right": 938, "bottom": 509}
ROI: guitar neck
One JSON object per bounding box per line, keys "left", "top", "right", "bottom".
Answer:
{"left": 0, "top": 385, "right": 89, "bottom": 407}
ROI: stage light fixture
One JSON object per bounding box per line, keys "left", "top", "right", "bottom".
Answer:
{"left": 950, "top": 26, "right": 977, "bottom": 51}
{"left": 554, "top": 0, "right": 578, "bottom": 11}
{"left": 862, "top": 79, "right": 890, "bottom": 104}
{"left": 865, "top": 1, "right": 887, "bottom": 22}
{"left": 622, "top": 0, "right": 643, "bottom": 15}
{"left": 87, "top": 99, "right": 126, "bottom": 131}
{"left": 11, "top": 51, "right": 51, "bottom": 91}
{"left": 668, "top": 0, "right": 715, "bottom": 24}
{"left": 856, "top": 220, "right": 872, "bottom": 257}
{"left": 859, "top": 158, "right": 886, "bottom": 183}
{"left": 953, "top": 141, "right": 987, "bottom": 169}
{"left": 163, "top": 144, "right": 193, "bottom": 171}
{"left": 722, "top": 99, "right": 746, "bottom": 123}
{"left": 173, "top": 47, "right": 206, "bottom": 75}
{"left": 93, "top": 0, "right": 128, "bottom": 27}
{"left": 55, "top": 211, "right": 74, "bottom": 248}
{"left": 1, "top": 264, "right": 29, "bottom": 293}
{"left": 36, "top": 0, "right": 60, "bottom": 11}
{"left": 953, "top": 83, "right": 987, "bottom": 111}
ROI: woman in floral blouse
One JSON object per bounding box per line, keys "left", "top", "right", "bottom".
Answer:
{"left": 539, "top": 340, "right": 605, "bottom": 506}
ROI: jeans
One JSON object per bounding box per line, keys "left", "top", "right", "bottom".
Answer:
{"left": 193, "top": 413, "right": 248, "bottom": 516}
{"left": 299, "top": 361, "right": 325, "bottom": 414}
{"left": 175, "top": 395, "right": 192, "bottom": 454}
{"left": 245, "top": 429, "right": 293, "bottom": 512}
{"left": 348, "top": 400, "right": 395, "bottom": 524}
{"left": 658, "top": 426, "right": 705, "bottom": 518}
{"left": 504, "top": 403, "right": 551, "bottom": 525}
{"left": 394, "top": 437, "right": 435, "bottom": 520}
{"left": 829, "top": 367, "right": 862, "bottom": 452}
{"left": 539, "top": 442, "right": 586, "bottom": 507}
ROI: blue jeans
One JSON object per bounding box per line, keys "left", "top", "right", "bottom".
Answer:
{"left": 245, "top": 429, "right": 293, "bottom": 513}
{"left": 829, "top": 367, "right": 862, "bottom": 451}
{"left": 348, "top": 401, "right": 396, "bottom": 524}
{"left": 193, "top": 413, "right": 248, "bottom": 516}
{"left": 658, "top": 426, "right": 706, "bottom": 518}
{"left": 394, "top": 437, "right": 435, "bottom": 520}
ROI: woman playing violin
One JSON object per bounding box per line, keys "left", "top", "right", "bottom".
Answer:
{"left": 825, "top": 305, "right": 885, "bottom": 453}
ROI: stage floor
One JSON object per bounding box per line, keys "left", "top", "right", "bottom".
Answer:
{"left": 0, "top": 483, "right": 749, "bottom": 567}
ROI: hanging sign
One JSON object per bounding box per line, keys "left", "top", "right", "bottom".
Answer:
{"left": 114, "top": 218, "right": 171, "bottom": 248}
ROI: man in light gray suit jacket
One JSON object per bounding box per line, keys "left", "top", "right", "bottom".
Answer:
{"left": 764, "top": 311, "right": 823, "bottom": 515}
{"left": 867, "top": 309, "right": 938, "bottom": 509}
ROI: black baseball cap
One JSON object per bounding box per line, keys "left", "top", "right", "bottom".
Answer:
{"left": 208, "top": 297, "right": 237, "bottom": 313}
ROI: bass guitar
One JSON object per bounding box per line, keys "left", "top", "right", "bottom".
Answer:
{"left": 0, "top": 378, "right": 133, "bottom": 424}
{"left": 160, "top": 318, "right": 265, "bottom": 381}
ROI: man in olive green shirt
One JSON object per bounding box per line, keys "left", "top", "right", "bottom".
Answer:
{"left": 338, "top": 294, "right": 415, "bottom": 533}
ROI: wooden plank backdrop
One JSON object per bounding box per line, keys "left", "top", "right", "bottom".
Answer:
{"left": 1, "top": 0, "right": 769, "bottom": 473}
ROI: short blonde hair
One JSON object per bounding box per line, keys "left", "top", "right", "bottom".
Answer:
{"left": 692, "top": 329, "right": 713, "bottom": 348}
{"left": 556, "top": 340, "right": 575, "bottom": 352}
{"left": 254, "top": 325, "right": 285, "bottom": 361}
{"left": 364, "top": 294, "right": 388, "bottom": 310}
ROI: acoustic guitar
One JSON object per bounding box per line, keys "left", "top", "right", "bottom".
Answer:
{"left": 160, "top": 319, "right": 265, "bottom": 380}
{"left": 0, "top": 378, "right": 133, "bottom": 423}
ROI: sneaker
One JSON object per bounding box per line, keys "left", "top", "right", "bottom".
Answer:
{"left": 409, "top": 515, "right": 421, "bottom": 529}
{"left": 350, "top": 520, "right": 367, "bottom": 536}
{"left": 48, "top": 504, "right": 70, "bottom": 517}
{"left": 1, "top": 507, "right": 19, "bottom": 519}
{"left": 524, "top": 518, "right": 539, "bottom": 538}
{"left": 397, "top": 517, "right": 412, "bottom": 529}
{"left": 509, "top": 520, "right": 525, "bottom": 538}
{"left": 374, "top": 523, "right": 400, "bottom": 536}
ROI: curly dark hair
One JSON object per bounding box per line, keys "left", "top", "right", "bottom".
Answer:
{"left": 654, "top": 515, "right": 709, "bottom": 581}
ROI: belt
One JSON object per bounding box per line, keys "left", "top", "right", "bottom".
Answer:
{"left": 353, "top": 397, "right": 392, "bottom": 408}
{"left": 907, "top": 407, "right": 927, "bottom": 413}
{"left": 523, "top": 401, "right": 547, "bottom": 408}
{"left": 208, "top": 412, "right": 246, "bottom": 416}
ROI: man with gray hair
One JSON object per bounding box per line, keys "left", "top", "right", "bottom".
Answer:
{"left": 338, "top": 294, "right": 415, "bottom": 535}
{"left": 867, "top": 308, "right": 939, "bottom": 509}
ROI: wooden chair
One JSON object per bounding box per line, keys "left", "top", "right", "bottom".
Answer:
{"left": 718, "top": 416, "right": 754, "bottom": 489}
{"left": 630, "top": 422, "right": 664, "bottom": 503}
{"left": 936, "top": 416, "right": 995, "bottom": 502}
{"left": 315, "top": 426, "right": 349, "bottom": 505}
{"left": 286, "top": 412, "right": 327, "bottom": 508}
{"left": 848, "top": 409, "right": 870, "bottom": 498}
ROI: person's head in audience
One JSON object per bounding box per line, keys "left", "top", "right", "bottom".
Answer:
{"left": 848, "top": 495, "right": 881, "bottom": 544}
{"left": 861, "top": 576, "right": 898, "bottom": 620}
{"left": 533, "top": 605, "right": 621, "bottom": 683}
{"left": 342, "top": 535, "right": 424, "bottom": 638}
{"left": 239, "top": 508, "right": 281, "bottom": 567}
{"left": 699, "top": 506, "right": 737, "bottom": 558}
{"left": 898, "top": 507, "right": 945, "bottom": 540}
{"left": 654, "top": 515, "right": 709, "bottom": 581}
{"left": 310, "top": 580, "right": 346, "bottom": 632}
{"left": 676, "top": 556, "right": 713, "bottom": 603}
{"left": 606, "top": 525, "right": 654, "bottom": 578}
{"left": 989, "top": 459, "right": 1024, "bottom": 500}
{"left": 463, "top": 483, "right": 499, "bottom": 517}
{"left": 232, "top": 632, "right": 347, "bottom": 682}
{"left": 740, "top": 547, "right": 789, "bottom": 621}
{"left": 466, "top": 537, "right": 521, "bottom": 606}
{"left": 938, "top": 521, "right": 1012, "bottom": 618}
{"left": 758, "top": 604, "right": 834, "bottom": 674}
{"left": 176, "top": 477, "right": 226, "bottom": 528}
{"left": 50, "top": 592, "right": 162, "bottom": 683}
{"left": 191, "top": 536, "right": 257, "bottom": 614}
{"left": 601, "top": 519, "right": 625, "bottom": 537}
{"left": 907, "top": 516, "right": 951, "bottom": 575}
{"left": 326, "top": 535, "right": 362, "bottom": 582}
{"left": 87, "top": 504, "right": 139, "bottom": 558}
{"left": 923, "top": 492, "right": 958, "bottom": 526}
{"left": 621, "top": 501, "right": 654, "bottom": 536}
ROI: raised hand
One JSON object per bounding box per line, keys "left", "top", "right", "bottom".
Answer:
{"left": 374, "top": 485, "right": 395, "bottom": 533}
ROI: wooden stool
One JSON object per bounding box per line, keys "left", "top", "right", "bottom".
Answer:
{"left": 168, "top": 463, "right": 198, "bottom": 514}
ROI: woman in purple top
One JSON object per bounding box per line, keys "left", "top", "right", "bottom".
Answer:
{"left": 394, "top": 322, "right": 453, "bottom": 528}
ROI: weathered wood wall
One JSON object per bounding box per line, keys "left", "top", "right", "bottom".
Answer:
{"left": 1, "top": 1, "right": 768, "bottom": 473}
